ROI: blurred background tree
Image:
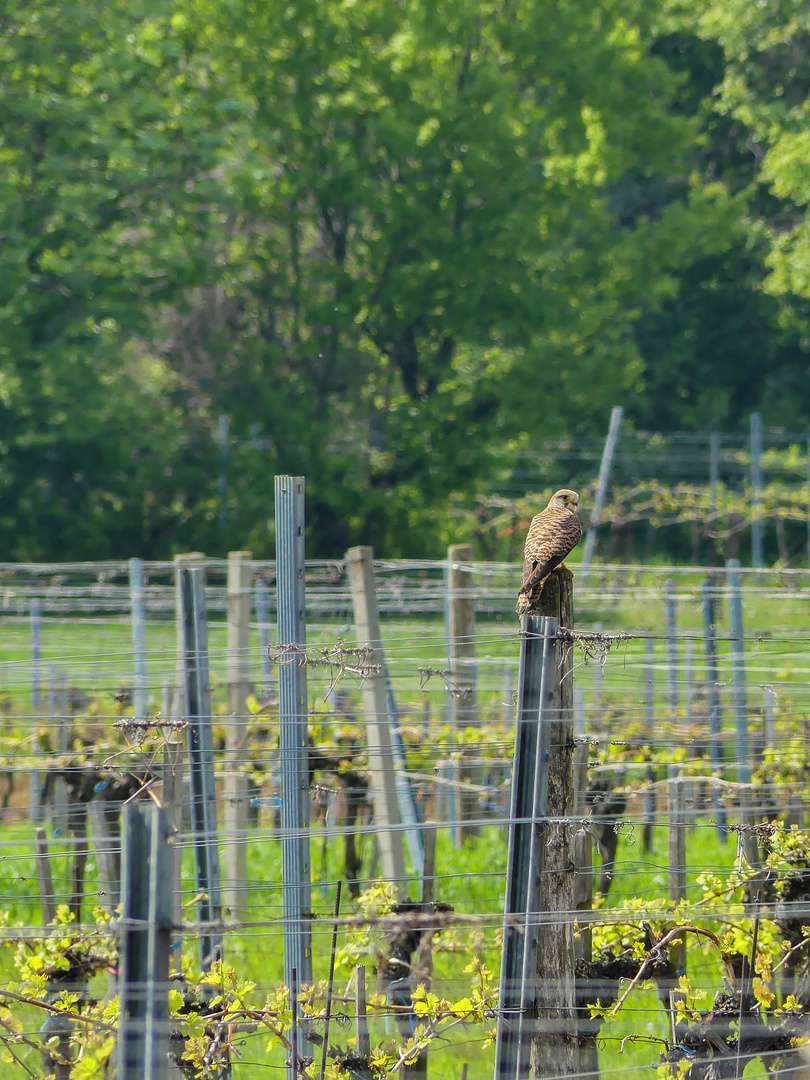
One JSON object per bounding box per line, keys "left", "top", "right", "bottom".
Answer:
{"left": 1, "top": 0, "right": 808, "bottom": 559}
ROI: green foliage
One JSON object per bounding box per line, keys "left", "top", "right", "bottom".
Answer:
{"left": 6, "top": 0, "right": 803, "bottom": 559}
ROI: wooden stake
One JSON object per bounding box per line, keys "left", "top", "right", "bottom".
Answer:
{"left": 224, "top": 550, "right": 253, "bottom": 921}
{"left": 665, "top": 775, "right": 688, "bottom": 1041}
{"left": 447, "top": 544, "right": 479, "bottom": 839}
{"left": 88, "top": 802, "right": 120, "bottom": 913}
{"left": 346, "top": 546, "right": 409, "bottom": 893}
{"left": 35, "top": 827, "right": 56, "bottom": 925}
{"left": 531, "top": 567, "right": 577, "bottom": 1080}
{"left": 356, "top": 963, "right": 371, "bottom": 1062}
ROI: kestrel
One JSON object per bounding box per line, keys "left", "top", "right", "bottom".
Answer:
{"left": 516, "top": 489, "right": 582, "bottom": 616}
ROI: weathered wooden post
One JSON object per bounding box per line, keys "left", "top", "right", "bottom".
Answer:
{"left": 701, "top": 576, "right": 727, "bottom": 836}
{"left": 531, "top": 568, "right": 577, "bottom": 1080}
{"left": 346, "top": 546, "right": 417, "bottom": 889}
{"left": 30, "top": 597, "right": 45, "bottom": 824}
{"left": 684, "top": 639, "right": 695, "bottom": 751}
{"left": 494, "top": 567, "right": 577, "bottom": 1080}
{"left": 88, "top": 802, "right": 120, "bottom": 913}
{"left": 573, "top": 685, "right": 598, "bottom": 1079}
{"left": 727, "top": 559, "right": 759, "bottom": 867}
{"left": 129, "top": 558, "right": 149, "bottom": 721}
{"left": 355, "top": 964, "right": 372, "bottom": 1079}
{"left": 255, "top": 579, "right": 273, "bottom": 696}
{"left": 31, "top": 597, "right": 42, "bottom": 715}
{"left": 643, "top": 637, "right": 656, "bottom": 853}
{"left": 35, "top": 827, "right": 56, "bottom": 924}
{"left": 762, "top": 686, "right": 776, "bottom": 766}
{"left": 447, "top": 543, "right": 479, "bottom": 839}
{"left": 664, "top": 775, "right": 688, "bottom": 1039}
{"left": 49, "top": 666, "right": 71, "bottom": 837}
{"left": 224, "top": 550, "right": 252, "bottom": 921}
{"left": 665, "top": 580, "right": 678, "bottom": 712}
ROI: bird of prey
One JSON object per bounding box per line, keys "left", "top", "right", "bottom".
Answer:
{"left": 516, "top": 489, "right": 582, "bottom": 616}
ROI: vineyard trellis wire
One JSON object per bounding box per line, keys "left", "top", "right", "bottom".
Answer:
{"left": 0, "top": 548, "right": 809, "bottom": 1077}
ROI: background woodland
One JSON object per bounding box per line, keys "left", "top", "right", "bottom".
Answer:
{"left": 3, "top": 0, "right": 810, "bottom": 560}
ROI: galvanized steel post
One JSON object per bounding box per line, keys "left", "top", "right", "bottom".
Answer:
{"left": 118, "top": 801, "right": 172, "bottom": 1080}
{"left": 580, "top": 404, "right": 623, "bottom": 578}
{"left": 179, "top": 566, "right": 223, "bottom": 972}
{"left": 275, "top": 475, "right": 313, "bottom": 1070}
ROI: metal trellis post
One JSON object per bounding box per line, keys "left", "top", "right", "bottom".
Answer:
{"left": 580, "top": 404, "right": 623, "bottom": 578}
{"left": 118, "top": 801, "right": 172, "bottom": 1080}
{"left": 275, "top": 475, "right": 313, "bottom": 1075}
{"left": 179, "top": 565, "right": 223, "bottom": 972}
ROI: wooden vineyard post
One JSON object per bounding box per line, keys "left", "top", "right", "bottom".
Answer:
{"left": 643, "top": 637, "right": 656, "bottom": 853}
{"left": 701, "top": 577, "right": 727, "bottom": 835}
{"left": 355, "top": 964, "right": 373, "bottom": 1079}
{"left": 49, "top": 666, "right": 71, "bottom": 837}
{"left": 129, "top": 557, "right": 149, "bottom": 722}
{"left": 346, "top": 546, "right": 417, "bottom": 890}
{"left": 573, "top": 686, "right": 598, "bottom": 1079}
{"left": 727, "top": 560, "right": 760, "bottom": 868}
{"left": 447, "top": 544, "right": 479, "bottom": 840}
{"left": 88, "top": 802, "right": 120, "bottom": 913}
{"left": 665, "top": 579, "right": 678, "bottom": 712}
{"left": 494, "top": 567, "right": 577, "bottom": 1080}
{"left": 531, "top": 568, "right": 577, "bottom": 1080}
{"left": 35, "top": 827, "right": 56, "bottom": 924}
{"left": 224, "top": 550, "right": 253, "bottom": 921}
{"left": 255, "top": 579, "right": 273, "bottom": 696}
{"left": 664, "top": 775, "right": 688, "bottom": 1040}
{"left": 30, "top": 599, "right": 44, "bottom": 823}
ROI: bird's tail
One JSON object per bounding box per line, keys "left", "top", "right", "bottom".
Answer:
{"left": 516, "top": 578, "right": 546, "bottom": 616}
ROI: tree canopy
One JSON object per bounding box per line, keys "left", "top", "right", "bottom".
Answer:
{"left": 1, "top": 0, "right": 808, "bottom": 559}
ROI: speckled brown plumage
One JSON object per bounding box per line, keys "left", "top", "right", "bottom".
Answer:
{"left": 516, "top": 488, "right": 582, "bottom": 616}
